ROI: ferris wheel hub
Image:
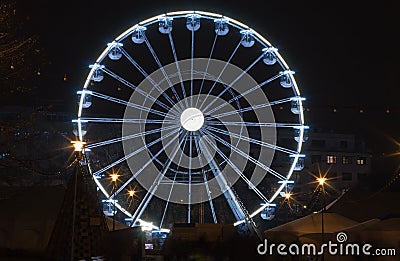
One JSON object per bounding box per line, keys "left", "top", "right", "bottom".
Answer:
{"left": 180, "top": 107, "right": 204, "bottom": 131}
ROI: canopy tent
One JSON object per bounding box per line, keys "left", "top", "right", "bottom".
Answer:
{"left": 328, "top": 191, "right": 400, "bottom": 222}
{"left": 264, "top": 212, "right": 359, "bottom": 244}
{"left": 338, "top": 217, "right": 400, "bottom": 248}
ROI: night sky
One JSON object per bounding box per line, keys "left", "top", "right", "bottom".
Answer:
{"left": 14, "top": 0, "right": 398, "bottom": 173}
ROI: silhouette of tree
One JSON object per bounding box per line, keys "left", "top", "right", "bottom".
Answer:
{"left": 0, "top": 0, "right": 46, "bottom": 95}
{"left": 0, "top": 1, "right": 67, "bottom": 186}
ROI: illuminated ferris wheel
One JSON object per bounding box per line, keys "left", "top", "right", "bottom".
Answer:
{"left": 73, "top": 10, "right": 308, "bottom": 232}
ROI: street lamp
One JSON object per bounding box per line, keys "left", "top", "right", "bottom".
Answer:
{"left": 128, "top": 189, "right": 135, "bottom": 197}
{"left": 127, "top": 189, "right": 136, "bottom": 208}
{"left": 317, "top": 177, "right": 327, "bottom": 187}
{"left": 316, "top": 176, "right": 327, "bottom": 260}
{"left": 71, "top": 140, "right": 86, "bottom": 152}
{"left": 283, "top": 191, "right": 292, "bottom": 200}
{"left": 110, "top": 173, "right": 119, "bottom": 231}
{"left": 281, "top": 190, "right": 293, "bottom": 222}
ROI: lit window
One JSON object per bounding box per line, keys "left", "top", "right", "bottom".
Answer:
{"left": 356, "top": 157, "right": 366, "bottom": 165}
{"left": 326, "top": 155, "right": 336, "bottom": 164}
{"left": 342, "top": 156, "right": 352, "bottom": 164}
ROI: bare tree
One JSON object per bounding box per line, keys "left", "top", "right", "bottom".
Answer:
{"left": 0, "top": 0, "right": 45, "bottom": 95}
{"left": 0, "top": 0, "right": 69, "bottom": 186}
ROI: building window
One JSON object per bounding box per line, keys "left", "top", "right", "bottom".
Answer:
{"left": 342, "top": 156, "right": 353, "bottom": 164}
{"left": 311, "top": 155, "right": 321, "bottom": 164}
{"left": 356, "top": 157, "right": 366, "bottom": 165}
{"left": 329, "top": 172, "right": 337, "bottom": 179}
{"left": 342, "top": 172, "right": 352, "bottom": 181}
{"left": 326, "top": 155, "right": 336, "bottom": 164}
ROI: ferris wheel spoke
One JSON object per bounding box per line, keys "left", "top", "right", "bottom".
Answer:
{"left": 198, "top": 40, "right": 242, "bottom": 111}
{"left": 211, "top": 97, "right": 293, "bottom": 119}
{"left": 207, "top": 120, "right": 304, "bottom": 128}
{"left": 207, "top": 125, "right": 297, "bottom": 155}
{"left": 93, "top": 127, "right": 179, "bottom": 178}
{"left": 167, "top": 33, "right": 189, "bottom": 108}
{"left": 159, "top": 171, "right": 178, "bottom": 228}
{"left": 93, "top": 152, "right": 133, "bottom": 179}
{"left": 193, "top": 135, "right": 218, "bottom": 223}
{"left": 197, "top": 132, "right": 247, "bottom": 221}
{"left": 130, "top": 131, "right": 188, "bottom": 224}
{"left": 79, "top": 117, "right": 177, "bottom": 125}
{"left": 160, "top": 132, "right": 190, "bottom": 228}
{"left": 204, "top": 72, "right": 283, "bottom": 116}
{"left": 144, "top": 37, "right": 185, "bottom": 113}
{"left": 118, "top": 47, "right": 179, "bottom": 112}
{"left": 129, "top": 187, "right": 153, "bottom": 226}
{"left": 190, "top": 28, "right": 195, "bottom": 107}
{"left": 201, "top": 53, "right": 264, "bottom": 113}
{"left": 199, "top": 129, "right": 271, "bottom": 203}
{"left": 90, "top": 91, "right": 172, "bottom": 118}
{"left": 112, "top": 129, "right": 184, "bottom": 198}
{"left": 195, "top": 34, "right": 218, "bottom": 108}
{"left": 187, "top": 133, "right": 194, "bottom": 222}
{"left": 101, "top": 67, "right": 178, "bottom": 114}
{"left": 202, "top": 128, "right": 286, "bottom": 181}
{"left": 86, "top": 124, "right": 177, "bottom": 149}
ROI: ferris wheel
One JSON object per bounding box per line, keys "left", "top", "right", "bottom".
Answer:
{"left": 73, "top": 10, "right": 308, "bottom": 231}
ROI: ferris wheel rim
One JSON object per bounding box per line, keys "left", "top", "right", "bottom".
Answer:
{"left": 75, "top": 10, "right": 307, "bottom": 230}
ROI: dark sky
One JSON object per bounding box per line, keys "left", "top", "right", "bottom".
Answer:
{"left": 16, "top": 0, "right": 398, "bottom": 155}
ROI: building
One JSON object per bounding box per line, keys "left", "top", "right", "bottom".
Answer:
{"left": 296, "top": 129, "right": 371, "bottom": 189}
{"left": 278, "top": 128, "right": 372, "bottom": 215}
